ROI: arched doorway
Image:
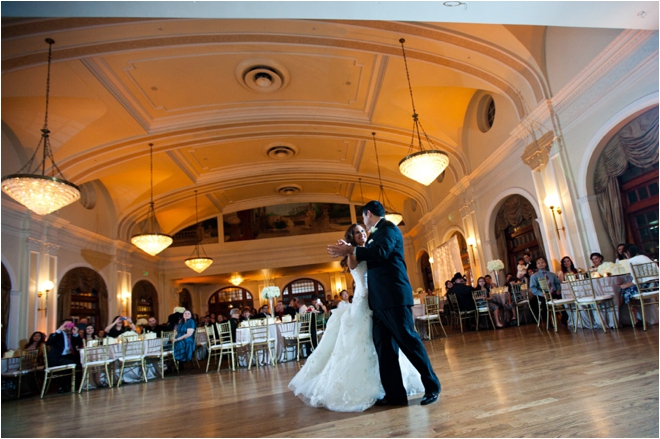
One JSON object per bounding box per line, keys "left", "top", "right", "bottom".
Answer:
{"left": 2, "top": 264, "right": 11, "bottom": 354}
{"left": 494, "top": 195, "right": 546, "bottom": 275}
{"left": 178, "top": 288, "right": 193, "bottom": 311}
{"left": 451, "top": 232, "right": 472, "bottom": 285}
{"left": 58, "top": 267, "right": 108, "bottom": 332}
{"left": 132, "top": 280, "right": 159, "bottom": 323}
{"left": 419, "top": 252, "right": 434, "bottom": 292}
{"left": 207, "top": 287, "right": 254, "bottom": 317}
{"left": 282, "top": 278, "right": 325, "bottom": 305}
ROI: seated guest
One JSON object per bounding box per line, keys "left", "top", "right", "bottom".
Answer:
{"left": 83, "top": 325, "right": 98, "bottom": 343}
{"left": 450, "top": 273, "right": 476, "bottom": 313}
{"left": 523, "top": 253, "right": 537, "bottom": 272}
{"left": 228, "top": 308, "right": 241, "bottom": 341}
{"left": 239, "top": 307, "right": 252, "bottom": 322}
{"left": 476, "top": 277, "right": 505, "bottom": 328}
{"left": 216, "top": 314, "right": 228, "bottom": 324}
{"left": 166, "top": 307, "right": 185, "bottom": 331}
{"left": 426, "top": 288, "right": 435, "bottom": 296}
{"left": 529, "top": 257, "right": 564, "bottom": 324}
{"left": 252, "top": 305, "right": 272, "bottom": 319}
{"left": 444, "top": 280, "right": 453, "bottom": 294}
{"left": 283, "top": 298, "right": 299, "bottom": 318}
{"left": 618, "top": 245, "right": 656, "bottom": 326}
{"left": 484, "top": 274, "right": 497, "bottom": 289}
{"left": 24, "top": 331, "right": 46, "bottom": 352}
{"left": 274, "top": 301, "right": 285, "bottom": 318}
{"left": 173, "top": 310, "right": 196, "bottom": 368}
{"left": 590, "top": 252, "right": 604, "bottom": 269}
{"left": 97, "top": 330, "right": 106, "bottom": 340}
{"left": 201, "top": 314, "right": 219, "bottom": 339}
{"left": 104, "top": 316, "right": 137, "bottom": 338}
{"left": 557, "top": 256, "right": 580, "bottom": 282}
{"left": 310, "top": 295, "right": 328, "bottom": 314}
{"left": 210, "top": 313, "right": 217, "bottom": 324}
{"left": 75, "top": 318, "right": 89, "bottom": 333}
{"left": 336, "top": 290, "right": 350, "bottom": 310}
{"left": 298, "top": 300, "right": 310, "bottom": 314}
{"left": 46, "top": 320, "right": 82, "bottom": 393}
{"left": 615, "top": 243, "right": 628, "bottom": 263}
{"left": 143, "top": 317, "right": 165, "bottom": 337}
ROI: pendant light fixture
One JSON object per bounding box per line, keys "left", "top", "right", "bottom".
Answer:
{"left": 371, "top": 132, "right": 403, "bottom": 226}
{"left": 397, "top": 38, "right": 450, "bottom": 186}
{"left": 229, "top": 273, "right": 244, "bottom": 286}
{"left": 184, "top": 190, "right": 213, "bottom": 273}
{"left": 130, "top": 143, "right": 173, "bottom": 256}
{"left": 1, "top": 38, "right": 81, "bottom": 215}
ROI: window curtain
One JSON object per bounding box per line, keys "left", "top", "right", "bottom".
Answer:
{"left": 494, "top": 195, "right": 545, "bottom": 274}
{"left": 594, "top": 107, "right": 659, "bottom": 249}
{"left": 432, "top": 235, "right": 463, "bottom": 291}
{"left": 57, "top": 267, "right": 108, "bottom": 329}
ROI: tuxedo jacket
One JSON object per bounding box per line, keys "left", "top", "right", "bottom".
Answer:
{"left": 355, "top": 219, "right": 413, "bottom": 310}
{"left": 46, "top": 331, "right": 83, "bottom": 365}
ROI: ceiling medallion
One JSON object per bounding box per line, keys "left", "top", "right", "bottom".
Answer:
{"left": 267, "top": 145, "right": 297, "bottom": 160}
{"left": 236, "top": 59, "right": 290, "bottom": 93}
{"left": 277, "top": 184, "right": 302, "bottom": 196}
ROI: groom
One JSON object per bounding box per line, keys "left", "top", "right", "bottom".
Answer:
{"left": 328, "top": 200, "right": 440, "bottom": 406}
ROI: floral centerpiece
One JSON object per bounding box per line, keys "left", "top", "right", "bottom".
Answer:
{"left": 487, "top": 259, "right": 504, "bottom": 272}
{"left": 261, "top": 286, "right": 281, "bottom": 299}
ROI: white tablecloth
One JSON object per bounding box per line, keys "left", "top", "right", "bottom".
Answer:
{"left": 234, "top": 322, "right": 299, "bottom": 366}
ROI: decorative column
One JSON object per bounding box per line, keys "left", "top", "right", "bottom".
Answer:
{"left": 459, "top": 201, "right": 481, "bottom": 279}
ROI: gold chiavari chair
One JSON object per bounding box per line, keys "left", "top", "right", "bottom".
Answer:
{"left": 629, "top": 262, "right": 660, "bottom": 331}
{"left": 414, "top": 295, "right": 447, "bottom": 339}
{"left": 41, "top": 345, "right": 77, "bottom": 398}
{"left": 116, "top": 339, "right": 147, "bottom": 387}
{"left": 539, "top": 277, "right": 576, "bottom": 332}
{"left": 79, "top": 344, "right": 113, "bottom": 392}
{"left": 247, "top": 318, "right": 277, "bottom": 369}
{"left": 447, "top": 293, "right": 475, "bottom": 333}
{"left": 1, "top": 349, "right": 40, "bottom": 399}
{"left": 566, "top": 273, "right": 614, "bottom": 333}
{"left": 213, "top": 321, "right": 247, "bottom": 372}
{"left": 472, "top": 289, "right": 495, "bottom": 330}
{"left": 282, "top": 312, "right": 313, "bottom": 362}
{"left": 510, "top": 283, "right": 534, "bottom": 326}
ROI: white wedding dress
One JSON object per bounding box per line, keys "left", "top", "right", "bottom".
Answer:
{"left": 288, "top": 261, "right": 424, "bottom": 412}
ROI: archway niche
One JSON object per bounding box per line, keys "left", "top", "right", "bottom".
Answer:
{"left": 493, "top": 195, "right": 546, "bottom": 275}
{"left": 2, "top": 264, "right": 11, "bottom": 353}
{"left": 178, "top": 288, "right": 193, "bottom": 312}
{"left": 132, "top": 280, "right": 159, "bottom": 323}
{"left": 282, "top": 278, "right": 325, "bottom": 305}
{"left": 418, "top": 251, "right": 434, "bottom": 292}
{"left": 57, "top": 267, "right": 108, "bottom": 332}
{"left": 207, "top": 287, "right": 253, "bottom": 318}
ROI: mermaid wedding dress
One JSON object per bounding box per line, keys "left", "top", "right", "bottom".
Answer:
{"left": 288, "top": 261, "right": 424, "bottom": 412}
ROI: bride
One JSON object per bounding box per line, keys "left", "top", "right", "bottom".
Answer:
{"left": 288, "top": 223, "right": 424, "bottom": 412}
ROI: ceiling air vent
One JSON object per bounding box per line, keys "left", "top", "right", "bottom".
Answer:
{"left": 267, "top": 145, "right": 296, "bottom": 160}
{"left": 277, "top": 184, "right": 302, "bottom": 195}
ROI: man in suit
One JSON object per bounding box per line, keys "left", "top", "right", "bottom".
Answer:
{"left": 46, "top": 319, "right": 83, "bottom": 393}
{"left": 327, "top": 200, "right": 440, "bottom": 406}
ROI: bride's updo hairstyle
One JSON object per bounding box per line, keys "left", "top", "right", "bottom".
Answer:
{"left": 340, "top": 223, "right": 361, "bottom": 271}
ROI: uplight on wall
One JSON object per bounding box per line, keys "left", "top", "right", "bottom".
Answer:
{"left": 466, "top": 237, "right": 476, "bottom": 247}
{"left": 544, "top": 195, "right": 565, "bottom": 240}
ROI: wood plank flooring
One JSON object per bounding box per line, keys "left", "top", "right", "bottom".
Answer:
{"left": 2, "top": 323, "right": 658, "bottom": 438}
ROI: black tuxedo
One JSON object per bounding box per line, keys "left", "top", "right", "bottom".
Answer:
{"left": 451, "top": 283, "right": 476, "bottom": 312}
{"left": 46, "top": 331, "right": 82, "bottom": 367}
{"left": 355, "top": 218, "right": 441, "bottom": 401}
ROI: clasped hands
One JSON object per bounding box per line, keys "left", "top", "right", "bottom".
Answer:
{"left": 327, "top": 239, "right": 353, "bottom": 258}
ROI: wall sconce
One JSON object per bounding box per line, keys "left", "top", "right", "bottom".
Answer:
{"left": 466, "top": 237, "right": 476, "bottom": 247}
{"left": 428, "top": 256, "right": 434, "bottom": 264}
{"left": 38, "top": 280, "right": 54, "bottom": 316}
{"left": 544, "top": 195, "right": 565, "bottom": 239}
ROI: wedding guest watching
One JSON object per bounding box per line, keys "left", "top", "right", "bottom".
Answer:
{"left": 444, "top": 280, "right": 453, "bottom": 294}
{"left": 590, "top": 252, "right": 605, "bottom": 269}
{"left": 46, "top": 320, "right": 83, "bottom": 393}
{"left": 274, "top": 301, "right": 285, "bottom": 318}
{"left": 529, "top": 257, "right": 564, "bottom": 324}
{"left": 618, "top": 244, "right": 656, "bottom": 326}
{"left": 83, "top": 325, "right": 98, "bottom": 344}
{"left": 239, "top": 307, "right": 252, "bottom": 322}
{"left": 336, "top": 290, "right": 350, "bottom": 309}
{"left": 476, "top": 277, "right": 505, "bottom": 328}
{"left": 173, "top": 310, "right": 196, "bottom": 367}
{"left": 283, "top": 298, "right": 299, "bottom": 318}
{"left": 615, "top": 243, "right": 628, "bottom": 263}
{"left": 516, "top": 257, "right": 527, "bottom": 280}
{"left": 166, "top": 307, "right": 185, "bottom": 331}
{"left": 105, "top": 316, "right": 137, "bottom": 338}
{"left": 557, "top": 256, "right": 580, "bottom": 282}
{"left": 75, "top": 318, "right": 89, "bottom": 332}
{"left": 97, "top": 330, "right": 106, "bottom": 340}
{"left": 216, "top": 314, "right": 228, "bottom": 324}
{"left": 483, "top": 275, "right": 495, "bottom": 291}
{"left": 310, "top": 296, "right": 328, "bottom": 314}
{"left": 252, "top": 305, "right": 272, "bottom": 319}
{"left": 523, "top": 253, "right": 537, "bottom": 272}
{"left": 24, "top": 331, "right": 46, "bottom": 351}
{"left": 144, "top": 317, "right": 165, "bottom": 337}
{"left": 451, "top": 273, "right": 476, "bottom": 313}
{"left": 229, "top": 309, "right": 241, "bottom": 341}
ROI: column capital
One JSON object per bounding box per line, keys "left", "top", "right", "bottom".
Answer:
{"left": 521, "top": 131, "right": 556, "bottom": 171}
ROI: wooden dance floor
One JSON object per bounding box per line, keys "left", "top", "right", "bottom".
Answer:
{"left": 2, "top": 323, "right": 658, "bottom": 438}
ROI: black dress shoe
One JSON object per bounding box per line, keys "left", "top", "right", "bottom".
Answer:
{"left": 420, "top": 393, "right": 439, "bottom": 406}
{"left": 375, "top": 397, "right": 408, "bottom": 406}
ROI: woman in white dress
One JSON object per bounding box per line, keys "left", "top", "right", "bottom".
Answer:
{"left": 288, "top": 223, "right": 424, "bottom": 412}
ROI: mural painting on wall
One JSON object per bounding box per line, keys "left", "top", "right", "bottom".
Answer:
{"left": 223, "top": 203, "right": 352, "bottom": 242}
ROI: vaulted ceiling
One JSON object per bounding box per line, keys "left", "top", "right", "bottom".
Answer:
{"left": 2, "top": 3, "right": 657, "bottom": 244}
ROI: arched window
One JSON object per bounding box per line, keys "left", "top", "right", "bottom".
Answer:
{"left": 132, "top": 280, "right": 158, "bottom": 323}
{"left": 282, "top": 278, "right": 325, "bottom": 305}
{"left": 419, "top": 252, "right": 434, "bottom": 292}
{"left": 451, "top": 232, "right": 472, "bottom": 286}
{"left": 207, "top": 287, "right": 253, "bottom": 318}
{"left": 179, "top": 288, "right": 193, "bottom": 312}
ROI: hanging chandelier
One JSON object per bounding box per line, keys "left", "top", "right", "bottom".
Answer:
{"left": 398, "top": 38, "right": 450, "bottom": 186}
{"left": 229, "top": 273, "right": 244, "bottom": 286}
{"left": 130, "top": 143, "right": 173, "bottom": 256}
{"left": 184, "top": 190, "right": 213, "bottom": 273}
{"left": 371, "top": 132, "right": 403, "bottom": 226}
{"left": 1, "top": 38, "right": 80, "bottom": 215}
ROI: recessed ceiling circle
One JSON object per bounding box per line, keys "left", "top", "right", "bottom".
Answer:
{"left": 236, "top": 59, "right": 290, "bottom": 93}
{"left": 277, "top": 184, "right": 302, "bottom": 195}
{"left": 265, "top": 143, "right": 298, "bottom": 160}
